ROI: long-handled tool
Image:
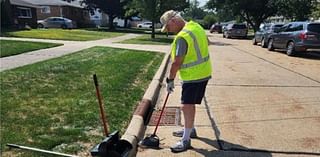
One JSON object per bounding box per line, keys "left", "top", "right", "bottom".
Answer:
{"left": 90, "top": 74, "right": 132, "bottom": 157}
{"left": 7, "top": 144, "right": 78, "bottom": 157}
{"left": 139, "top": 92, "right": 170, "bottom": 148}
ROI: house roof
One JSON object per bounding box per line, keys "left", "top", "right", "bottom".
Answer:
{"left": 23, "top": 0, "right": 83, "bottom": 8}
{"left": 10, "top": 0, "right": 39, "bottom": 8}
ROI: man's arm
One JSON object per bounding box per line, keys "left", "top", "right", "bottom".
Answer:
{"left": 168, "top": 56, "right": 184, "bottom": 80}
{"left": 168, "top": 37, "right": 187, "bottom": 80}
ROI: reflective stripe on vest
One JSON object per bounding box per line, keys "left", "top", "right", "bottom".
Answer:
{"left": 180, "top": 29, "right": 209, "bottom": 69}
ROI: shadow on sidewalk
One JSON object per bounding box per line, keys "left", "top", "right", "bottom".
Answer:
{"left": 194, "top": 137, "right": 272, "bottom": 157}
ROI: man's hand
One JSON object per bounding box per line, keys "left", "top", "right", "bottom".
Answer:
{"left": 166, "top": 77, "right": 174, "bottom": 93}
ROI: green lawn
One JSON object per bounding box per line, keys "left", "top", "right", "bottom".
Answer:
{"left": 0, "top": 46, "right": 164, "bottom": 156}
{"left": 119, "top": 34, "right": 174, "bottom": 45}
{"left": 2, "top": 29, "right": 124, "bottom": 41}
{"left": 0, "top": 40, "right": 63, "bottom": 57}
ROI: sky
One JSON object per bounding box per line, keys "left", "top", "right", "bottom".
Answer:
{"left": 198, "top": 0, "right": 208, "bottom": 7}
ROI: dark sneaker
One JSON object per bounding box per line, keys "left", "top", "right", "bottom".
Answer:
{"left": 172, "top": 128, "right": 197, "bottom": 138}
{"left": 170, "top": 140, "right": 191, "bottom": 153}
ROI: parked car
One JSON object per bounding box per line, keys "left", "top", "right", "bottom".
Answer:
{"left": 252, "top": 23, "right": 284, "bottom": 48}
{"left": 137, "top": 22, "right": 152, "bottom": 28}
{"left": 267, "top": 22, "right": 320, "bottom": 56}
{"left": 223, "top": 23, "right": 248, "bottom": 38}
{"left": 210, "top": 24, "right": 223, "bottom": 33}
{"left": 37, "top": 17, "right": 74, "bottom": 29}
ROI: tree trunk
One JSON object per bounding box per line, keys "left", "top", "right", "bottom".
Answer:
{"left": 151, "top": 21, "right": 155, "bottom": 39}
{"left": 124, "top": 18, "right": 128, "bottom": 28}
{"left": 108, "top": 15, "right": 115, "bottom": 30}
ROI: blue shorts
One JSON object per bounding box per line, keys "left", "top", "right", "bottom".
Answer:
{"left": 181, "top": 80, "right": 208, "bottom": 104}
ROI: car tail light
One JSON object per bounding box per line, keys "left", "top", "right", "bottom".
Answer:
{"left": 299, "top": 32, "right": 317, "bottom": 40}
{"left": 299, "top": 33, "right": 307, "bottom": 40}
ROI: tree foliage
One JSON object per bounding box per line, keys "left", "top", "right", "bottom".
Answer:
{"left": 202, "top": 14, "right": 217, "bottom": 28}
{"left": 82, "top": 0, "right": 126, "bottom": 30}
{"left": 130, "top": 0, "right": 188, "bottom": 38}
{"left": 276, "top": 0, "right": 317, "bottom": 21}
{"left": 311, "top": 1, "right": 320, "bottom": 20}
{"left": 182, "top": 0, "right": 206, "bottom": 20}
{"left": 206, "top": 0, "right": 278, "bottom": 32}
{"left": 206, "top": 0, "right": 317, "bottom": 32}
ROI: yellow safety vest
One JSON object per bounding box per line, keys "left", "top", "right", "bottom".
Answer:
{"left": 171, "top": 21, "right": 212, "bottom": 81}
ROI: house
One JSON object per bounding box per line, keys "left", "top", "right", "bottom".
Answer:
{"left": 1, "top": 0, "right": 39, "bottom": 28}
{"left": 24, "top": 0, "right": 90, "bottom": 27}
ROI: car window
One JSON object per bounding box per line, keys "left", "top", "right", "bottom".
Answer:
{"left": 273, "top": 24, "right": 283, "bottom": 28}
{"left": 307, "top": 23, "right": 320, "bottom": 33}
{"left": 285, "top": 23, "right": 295, "bottom": 32}
{"left": 47, "top": 18, "right": 54, "bottom": 22}
{"left": 233, "top": 24, "right": 246, "bottom": 29}
{"left": 278, "top": 24, "right": 289, "bottom": 32}
{"left": 289, "top": 23, "right": 303, "bottom": 32}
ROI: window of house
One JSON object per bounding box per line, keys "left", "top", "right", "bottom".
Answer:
{"left": 41, "top": 6, "right": 51, "bottom": 14}
{"left": 17, "top": 7, "right": 32, "bottom": 18}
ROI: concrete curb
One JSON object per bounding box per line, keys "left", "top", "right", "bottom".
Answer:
{"left": 121, "top": 53, "right": 170, "bottom": 157}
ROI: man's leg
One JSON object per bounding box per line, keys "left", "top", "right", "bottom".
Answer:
{"left": 181, "top": 104, "right": 195, "bottom": 142}
{"left": 170, "top": 104, "right": 194, "bottom": 153}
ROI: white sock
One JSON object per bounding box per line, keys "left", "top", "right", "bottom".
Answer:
{"left": 182, "top": 127, "right": 192, "bottom": 141}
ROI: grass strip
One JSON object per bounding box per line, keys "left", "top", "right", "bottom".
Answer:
{"left": 0, "top": 46, "right": 164, "bottom": 156}
{"left": 0, "top": 40, "right": 63, "bottom": 57}
{"left": 119, "top": 34, "right": 174, "bottom": 45}
{"left": 2, "top": 29, "right": 124, "bottom": 41}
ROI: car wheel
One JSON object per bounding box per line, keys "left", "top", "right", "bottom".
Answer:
{"left": 286, "top": 41, "right": 296, "bottom": 56}
{"left": 267, "top": 39, "right": 274, "bottom": 51}
{"left": 226, "top": 33, "right": 230, "bottom": 39}
{"left": 252, "top": 37, "right": 257, "bottom": 45}
{"left": 61, "top": 24, "right": 67, "bottom": 29}
{"left": 38, "top": 24, "right": 44, "bottom": 28}
{"left": 138, "top": 26, "right": 142, "bottom": 28}
{"left": 223, "top": 33, "right": 225, "bottom": 38}
{"left": 261, "top": 38, "right": 267, "bottom": 48}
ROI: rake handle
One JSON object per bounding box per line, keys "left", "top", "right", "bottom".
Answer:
{"left": 93, "top": 74, "right": 109, "bottom": 136}
{"left": 153, "top": 93, "right": 170, "bottom": 135}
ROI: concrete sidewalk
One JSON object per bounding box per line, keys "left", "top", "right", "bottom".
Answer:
{"left": 0, "top": 34, "right": 170, "bottom": 71}
{"left": 135, "top": 34, "right": 320, "bottom": 157}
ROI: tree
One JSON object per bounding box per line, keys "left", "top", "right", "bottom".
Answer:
{"left": 130, "top": 0, "right": 188, "bottom": 38}
{"left": 203, "top": 14, "right": 217, "bottom": 28}
{"left": 183, "top": 0, "right": 206, "bottom": 20}
{"left": 311, "top": 0, "right": 320, "bottom": 20}
{"left": 1, "top": 0, "right": 12, "bottom": 28}
{"left": 82, "top": 0, "right": 125, "bottom": 30}
{"left": 276, "top": 0, "right": 317, "bottom": 21}
{"left": 206, "top": 0, "right": 278, "bottom": 32}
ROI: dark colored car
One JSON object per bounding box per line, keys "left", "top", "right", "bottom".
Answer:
{"left": 210, "top": 24, "right": 222, "bottom": 33}
{"left": 223, "top": 23, "right": 248, "bottom": 38}
{"left": 252, "top": 23, "right": 284, "bottom": 47}
{"left": 267, "top": 22, "right": 320, "bottom": 56}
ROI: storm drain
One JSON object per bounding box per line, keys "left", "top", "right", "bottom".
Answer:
{"left": 149, "top": 107, "right": 181, "bottom": 126}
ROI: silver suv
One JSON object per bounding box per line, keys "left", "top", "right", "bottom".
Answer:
{"left": 223, "top": 23, "right": 248, "bottom": 38}
{"left": 253, "top": 23, "right": 284, "bottom": 48}
{"left": 37, "top": 17, "right": 74, "bottom": 29}
{"left": 267, "top": 22, "right": 320, "bottom": 56}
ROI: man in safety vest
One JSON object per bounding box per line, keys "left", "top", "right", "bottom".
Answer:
{"left": 160, "top": 10, "right": 212, "bottom": 153}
